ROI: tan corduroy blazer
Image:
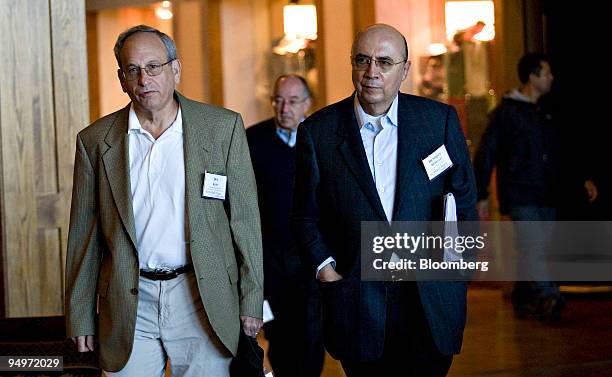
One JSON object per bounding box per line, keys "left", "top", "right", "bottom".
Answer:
{"left": 65, "top": 92, "right": 263, "bottom": 372}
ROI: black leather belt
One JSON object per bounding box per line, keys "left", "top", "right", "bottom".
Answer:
{"left": 140, "top": 264, "right": 193, "bottom": 280}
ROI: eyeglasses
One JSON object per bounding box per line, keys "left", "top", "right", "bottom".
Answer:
{"left": 351, "top": 55, "right": 406, "bottom": 73}
{"left": 121, "top": 59, "right": 174, "bottom": 81}
{"left": 272, "top": 97, "right": 308, "bottom": 107}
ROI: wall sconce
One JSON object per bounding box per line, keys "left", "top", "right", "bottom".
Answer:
{"left": 274, "top": 2, "right": 317, "bottom": 55}
{"left": 283, "top": 3, "right": 317, "bottom": 40}
{"left": 445, "top": 1, "right": 495, "bottom": 42}
{"left": 155, "top": 1, "right": 173, "bottom": 20}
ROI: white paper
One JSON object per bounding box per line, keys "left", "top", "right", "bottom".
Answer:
{"left": 443, "top": 193, "right": 462, "bottom": 262}
{"left": 422, "top": 145, "right": 453, "bottom": 181}
{"left": 202, "top": 172, "right": 227, "bottom": 199}
{"left": 262, "top": 299, "right": 275, "bottom": 323}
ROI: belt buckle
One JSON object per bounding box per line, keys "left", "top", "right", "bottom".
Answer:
{"left": 156, "top": 267, "right": 177, "bottom": 280}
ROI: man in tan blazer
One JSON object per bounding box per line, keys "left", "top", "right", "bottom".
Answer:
{"left": 65, "top": 25, "right": 263, "bottom": 376}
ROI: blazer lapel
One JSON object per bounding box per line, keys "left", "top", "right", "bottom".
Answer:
{"left": 337, "top": 96, "right": 387, "bottom": 222}
{"left": 392, "top": 95, "right": 428, "bottom": 220}
{"left": 178, "top": 94, "right": 215, "bottom": 247}
{"left": 102, "top": 105, "right": 138, "bottom": 249}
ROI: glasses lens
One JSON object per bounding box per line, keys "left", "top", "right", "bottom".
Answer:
{"left": 353, "top": 56, "right": 370, "bottom": 70}
{"left": 123, "top": 61, "right": 170, "bottom": 81}
{"left": 145, "top": 63, "right": 163, "bottom": 76}
{"left": 273, "top": 97, "right": 305, "bottom": 107}
{"left": 124, "top": 67, "right": 140, "bottom": 81}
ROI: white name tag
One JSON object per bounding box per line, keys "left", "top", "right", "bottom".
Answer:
{"left": 262, "top": 300, "right": 275, "bottom": 323}
{"left": 422, "top": 145, "right": 453, "bottom": 181}
{"left": 202, "top": 171, "right": 227, "bottom": 200}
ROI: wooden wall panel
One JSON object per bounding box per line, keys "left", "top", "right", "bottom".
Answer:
{"left": 0, "top": 0, "right": 88, "bottom": 317}
{"left": 51, "top": 0, "right": 90, "bottom": 311}
{"left": 0, "top": 0, "right": 55, "bottom": 317}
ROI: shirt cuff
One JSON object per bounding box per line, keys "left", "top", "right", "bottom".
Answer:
{"left": 316, "top": 257, "right": 336, "bottom": 279}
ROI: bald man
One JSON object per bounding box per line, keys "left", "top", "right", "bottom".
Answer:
{"left": 247, "top": 75, "right": 324, "bottom": 377}
{"left": 292, "top": 24, "right": 477, "bottom": 376}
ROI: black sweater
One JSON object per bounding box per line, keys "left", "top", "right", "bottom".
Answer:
{"left": 246, "top": 119, "right": 301, "bottom": 295}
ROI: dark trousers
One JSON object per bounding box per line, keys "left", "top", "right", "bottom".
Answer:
{"left": 264, "top": 278, "right": 324, "bottom": 377}
{"left": 341, "top": 283, "right": 453, "bottom": 377}
{"left": 510, "top": 206, "right": 560, "bottom": 302}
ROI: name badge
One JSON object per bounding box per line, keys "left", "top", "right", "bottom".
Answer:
{"left": 422, "top": 145, "right": 453, "bottom": 181}
{"left": 202, "top": 171, "right": 227, "bottom": 200}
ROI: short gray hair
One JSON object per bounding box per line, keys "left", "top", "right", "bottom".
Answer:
{"left": 113, "top": 25, "right": 177, "bottom": 68}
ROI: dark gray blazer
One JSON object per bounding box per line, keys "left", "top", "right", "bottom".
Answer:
{"left": 292, "top": 93, "right": 477, "bottom": 361}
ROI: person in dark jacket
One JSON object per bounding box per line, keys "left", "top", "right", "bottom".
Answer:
{"left": 293, "top": 24, "right": 477, "bottom": 376}
{"left": 473, "top": 53, "right": 564, "bottom": 320}
{"left": 247, "top": 75, "right": 324, "bottom": 377}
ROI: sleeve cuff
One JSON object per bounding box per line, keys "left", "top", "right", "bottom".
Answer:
{"left": 315, "top": 257, "right": 336, "bottom": 279}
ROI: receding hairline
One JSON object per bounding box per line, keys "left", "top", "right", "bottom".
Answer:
{"left": 351, "top": 24, "right": 409, "bottom": 60}
{"left": 114, "top": 25, "right": 177, "bottom": 68}
{"left": 274, "top": 74, "right": 311, "bottom": 99}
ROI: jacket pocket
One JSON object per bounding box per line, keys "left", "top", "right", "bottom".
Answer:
{"left": 318, "top": 278, "right": 359, "bottom": 360}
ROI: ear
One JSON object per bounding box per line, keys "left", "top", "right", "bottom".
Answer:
{"left": 172, "top": 59, "right": 182, "bottom": 84}
{"left": 117, "top": 69, "right": 128, "bottom": 93}
{"left": 304, "top": 97, "right": 313, "bottom": 113}
{"left": 401, "top": 60, "right": 411, "bottom": 81}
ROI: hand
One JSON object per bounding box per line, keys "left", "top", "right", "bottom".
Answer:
{"left": 71, "top": 335, "right": 95, "bottom": 352}
{"left": 584, "top": 180, "right": 598, "bottom": 203}
{"left": 240, "top": 316, "right": 263, "bottom": 338}
{"left": 476, "top": 200, "right": 490, "bottom": 219}
{"left": 318, "top": 264, "right": 343, "bottom": 283}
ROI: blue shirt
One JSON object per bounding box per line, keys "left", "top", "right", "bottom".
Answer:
{"left": 276, "top": 126, "right": 298, "bottom": 147}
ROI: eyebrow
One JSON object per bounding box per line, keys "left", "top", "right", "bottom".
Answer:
{"left": 126, "top": 60, "right": 163, "bottom": 67}
{"left": 355, "top": 53, "right": 394, "bottom": 60}
{"left": 275, "top": 95, "right": 302, "bottom": 99}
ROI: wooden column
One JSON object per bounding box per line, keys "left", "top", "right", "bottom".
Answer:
{"left": 0, "top": 0, "right": 89, "bottom": 317}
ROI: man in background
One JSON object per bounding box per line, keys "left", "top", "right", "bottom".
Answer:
{"left": 473, "top": 53, "right": 563, "bottom": 320}
{"left": 247, "top": 75, "right": 324, "bottom": 376}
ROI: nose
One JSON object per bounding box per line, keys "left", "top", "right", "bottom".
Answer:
{"left": 281, "top": 100, "right": 290, "bottom": 113}
{"left": 137, "top": 68, "right": 151, "bottom": 86}
{"left": 365, "top": 59, "right": 379, "bottom": 78}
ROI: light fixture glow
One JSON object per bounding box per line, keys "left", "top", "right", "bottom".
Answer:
{"left": 445, "top": 1, "right": 495, "bottom": 42}
{"left": 155, "top": 1, "right": 173, "bottom": 20}
{"left": 283, "top": 4, "right": 317, "bottom": 40}
{"left": 428, "top": 43, "right": 448, "bottom": 56}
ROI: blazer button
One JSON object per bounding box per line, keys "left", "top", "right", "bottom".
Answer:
{"left": 130, "top": 288, "right": 138, "bottom": 295}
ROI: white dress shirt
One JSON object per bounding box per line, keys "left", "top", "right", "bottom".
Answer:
{"left": 355, "top": 94, "right": 398, "bottom": 223}
{"left": 128, "top": 106, "right": 188, "bottom": 270}
{"left": 316, "top": 94, "right": 400, "bottom": 277}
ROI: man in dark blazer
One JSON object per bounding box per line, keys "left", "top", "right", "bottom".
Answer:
{"left": 65, "top": 25, "right": 263, "bottom": 376}
{"left": 292, "top": 24, "right": 477, "bottom": 376}
{"left": 247, "top": 75, "right": 324, "bottom": 376}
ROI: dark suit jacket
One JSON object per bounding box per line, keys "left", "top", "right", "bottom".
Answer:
{"left": 65, "top": 92, "right": 264, "bottom": 372}
{"left": 292, "top": 93, "right": 477, "bottom": 361}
